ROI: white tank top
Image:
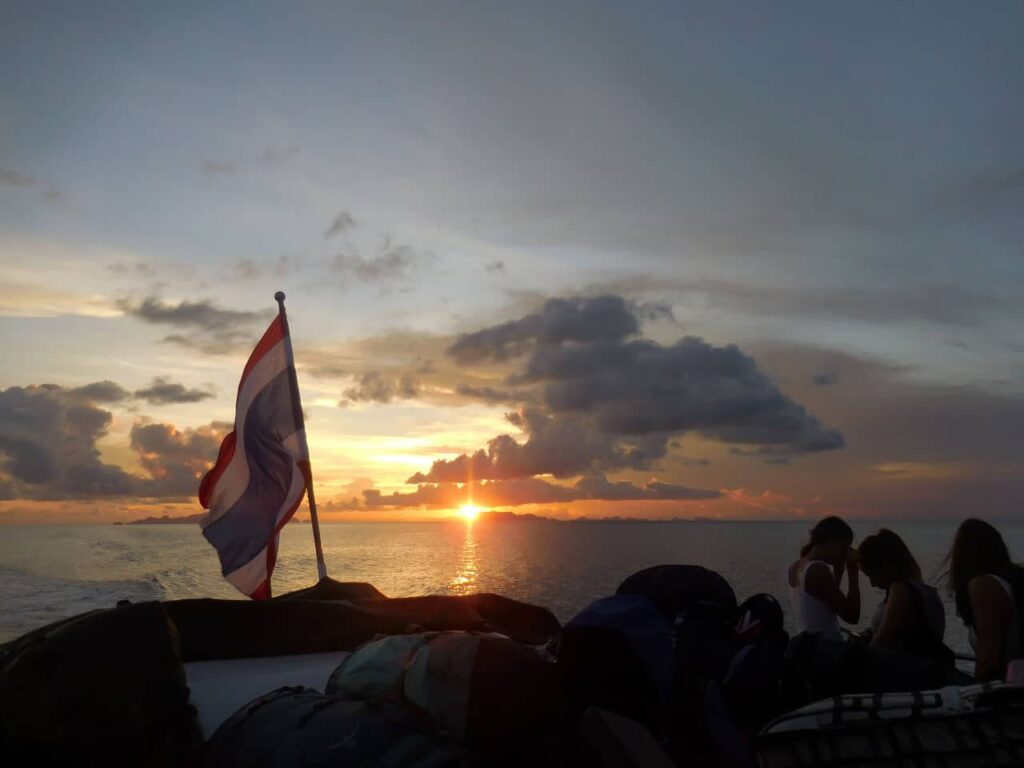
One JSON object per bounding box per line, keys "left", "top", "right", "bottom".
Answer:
{"left": 789, "top": 560, "right": 842, "bottom": 639}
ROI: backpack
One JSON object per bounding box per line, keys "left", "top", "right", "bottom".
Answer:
{"left": 615, "top": 565, "right": 740, "bottom": 693}
{"left": 684, "top": 594, "right": 790, "bottom": 766}
{"left": 616, "top": 564, "right": 737, "bottom": 623}
{"left": 558, "top": 594, "right": 675, "bottom": 733}
{"left": 205, "top": 686, "right": 457, "bottom": 768}
{"left": 0, "top": 601, "right": 200, "bottom": 767}
{"left": 720, "top": 594, "right": 790, "bottom": 731}
{"left": 326, "top": 631, "right": 561, "bottom": 759}
{"left": 756, "top": 683, "right": 1024, "bottom": 768}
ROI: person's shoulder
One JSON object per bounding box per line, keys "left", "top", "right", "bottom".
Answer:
{"left": 968, "top": 574, "right": 1012, "bottom": 605}
{"left": 804, "top": 560, "right": 834, "bottom": 586}
{"left": 888, "top": 581, "right": 915, "bottom": 606}
{"left": 914, "top": 580, "right": 943, "bottom": 605}
{"left": 889, "top": 581, "right": 913, "bottom": 598}
{"left": 787, "top": 559, "right": 803, "bottom": 586}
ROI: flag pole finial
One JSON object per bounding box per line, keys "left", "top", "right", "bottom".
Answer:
{"left": 275, "top": 291, "right": 286, "bottom": 308}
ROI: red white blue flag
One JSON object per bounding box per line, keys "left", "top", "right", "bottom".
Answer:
{"left": 198, "top": 310, "right": 309, "bottom": 599}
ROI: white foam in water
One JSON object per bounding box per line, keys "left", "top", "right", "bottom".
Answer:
{"left": 0, "top": 565, "right": 165, "bottom": 641}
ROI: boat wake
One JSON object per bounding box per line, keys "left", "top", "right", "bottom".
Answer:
{"left": 0, "top": 565, "right": 165, "bottom": 643}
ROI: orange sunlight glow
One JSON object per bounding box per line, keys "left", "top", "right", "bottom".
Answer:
{"left": 459, "top": 503, "right": 481, "bottom": 522}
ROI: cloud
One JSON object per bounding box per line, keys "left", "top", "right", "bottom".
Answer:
{"left": 0, "top": 168, "right": 62, "bottom": 204}
{"left": 448, "top": 295, "right": 642, "bottom": 364}
{"left": 813, "top": 371, "right": 838, "bottom": 386}
{"left": 107, "top": 261, "right": 158, "bottom": 277}
{"left": 0, "top": 382, "right": 229, "bottom": 501}
{"left": 341, "top": 370, "right": 420, "bottom": 405}
{"left": 745, "top": 340, "right": 1024, "bottom": 466}
{"left": 261, "top": 144, "right": 301, "bottom": 165}
{"left": 69, "top": 381, "right": 131, "bottom": 403}
{"left": 201, "top": 160, "right": 235, "bottom": 175}
{"left": 200, "top": 144, "right": 298, "bottom": 176}
{"left": 327, "top": 237, "right": 424, "bottom": 284}
{"left": 573, "top": 474, "right": 720, "bottom": 502}
{"left": 129, "top": 420, "right": 227, "bottom": 496}
{"left": 409, "top": 407, "right": 671, "bottom": 483}
{"left": 325, "top": 210, "right": 356, "bottom": 239}
{"left": 227, "top": 254, "right": 304, "bottom": 281}
{"left": 119, "top": 296, "right": 272, "bottom": 353}
{"left": 122, "top": 296, "right": 265, "bottom": 328}
{"left": 0, "top": 168, "right": 35, "bottom": 187}
{"left": 134, "top": 377, "right": 214, "bottom": 405}
{"left": 337, "top": 473, "right": 718, "bottom": 511}
{"left": 721, "top": 488, "right": 799, "bottom": 515}
{"left": 453, "top": 384, "right": 535, "bottom": 405}
{"left": 587, "top": 274, "right": 1018, "bottom": 330}
{"left": 418, "top": 295, "right": 843, "bottom": 484}
{"left": 299, "top": 331, "right": 456, "bottom": 382}
{"left": 970, "top": 168, "right": 1024, "bottom": 203}
{"left": 0, "top": 384, "right": 133, "bottom": 498}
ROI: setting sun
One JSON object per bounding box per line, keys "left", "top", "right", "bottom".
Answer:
{"left": 459, "top": 504, "right": 481, "bottom": 522}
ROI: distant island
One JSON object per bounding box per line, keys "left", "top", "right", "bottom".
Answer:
{"left": 117, "top": 510, "right": 731, "bottom": 525}
{"left": 120, "top": 512, "right": 312, "bottom": 525}
{"left": 474, "top": 511, "right": 728, "bottom": 524}
{"left": 119, "top": 513, "right": 206, "bottom": 525}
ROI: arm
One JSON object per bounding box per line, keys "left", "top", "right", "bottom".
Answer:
{"left": 870, "top": 582, "right": 913, "bottom": 650}
{"left": 805, "top": 561, "right": 861, "bottom": 624}
{"left": 970, "top": 576, "right": 1012, "bottom": 681}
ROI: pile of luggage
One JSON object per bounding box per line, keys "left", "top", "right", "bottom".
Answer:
{"left": 3, "top": 568, "right": 1024, "bottom": 766}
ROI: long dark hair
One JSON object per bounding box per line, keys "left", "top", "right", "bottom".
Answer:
{"left": 946, "top": 518, "right": 1015, "bottom": 625}
{"left": 800, "top": 516, "right": 854, "bottom": 557}
{"left": 858, "top": 529, "right": 922, "bottom": 583}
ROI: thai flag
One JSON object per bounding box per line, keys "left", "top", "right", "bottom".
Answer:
{"left": 198, "top": 310, "right": 310, "bottom": 599}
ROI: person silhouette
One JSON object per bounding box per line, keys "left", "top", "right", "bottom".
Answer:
{"left": 788, "top": 516, "right": 860, "bottom": 640}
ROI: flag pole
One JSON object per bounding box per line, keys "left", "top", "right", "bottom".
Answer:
{"left": 275, "top": 291, "right": 328, "bottom": 581}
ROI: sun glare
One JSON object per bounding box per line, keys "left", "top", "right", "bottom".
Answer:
{"left": 459, "top": 503, "right": 481, "bottom": 522}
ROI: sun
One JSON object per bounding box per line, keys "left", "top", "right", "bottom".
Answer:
{"left": 459, "top": 503, "right": 481, "bottom": 522}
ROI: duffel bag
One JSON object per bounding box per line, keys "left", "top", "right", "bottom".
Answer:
{"left": 205, "top": 686, "right": 456, "bottom": 768}
{"left": 326, "top": 631, "right": 562, "bottom": 758}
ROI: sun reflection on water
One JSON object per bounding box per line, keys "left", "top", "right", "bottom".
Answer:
{"left": 448, "top": 523, "right": 479, "bottom": 594}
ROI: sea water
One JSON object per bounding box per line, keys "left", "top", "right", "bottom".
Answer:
{"left": 3, "top": 519, "right": 1024, "bottom": 653}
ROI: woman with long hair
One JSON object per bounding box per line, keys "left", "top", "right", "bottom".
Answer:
{"left": 858, "top": 529, "right": 949, "bottom": 664}
{"left": 788, "top": 516, "right": 860, "bottom": 639}
{"left": 946, "top": 518, "right": 1024, "bottom": 680}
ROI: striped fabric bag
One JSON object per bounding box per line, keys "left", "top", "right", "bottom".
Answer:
{"left": 325, "top": 631, "right": 561, "bottom": 758}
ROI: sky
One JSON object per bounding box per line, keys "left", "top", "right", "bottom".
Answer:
{"left": 1, "top": 1, "right": 1022, "bottom": 524}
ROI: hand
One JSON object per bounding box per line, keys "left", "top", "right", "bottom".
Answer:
{"left": 846, "top": 548, "right": 860, "bottom": 572}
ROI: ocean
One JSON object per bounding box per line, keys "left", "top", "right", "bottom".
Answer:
{"left": 4, "top": 519, "right": 1024, "bottom": 654}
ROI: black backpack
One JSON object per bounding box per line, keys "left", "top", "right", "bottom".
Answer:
{"left": 0, "top": 602, "right": 200, "bottom": 767}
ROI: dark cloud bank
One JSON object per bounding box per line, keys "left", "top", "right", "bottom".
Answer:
{"left": 0, "top": 383, "right": 224, "bottom": 501}
{"left": 346, "top": 295, "right": 844, "bottom": 510}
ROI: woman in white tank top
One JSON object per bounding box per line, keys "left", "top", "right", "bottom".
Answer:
{"left": 947, "top": 519, "right": 1022, "bottom": 681}
{"left": 788, "top": 516, "right": 861, "bottom": 640}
